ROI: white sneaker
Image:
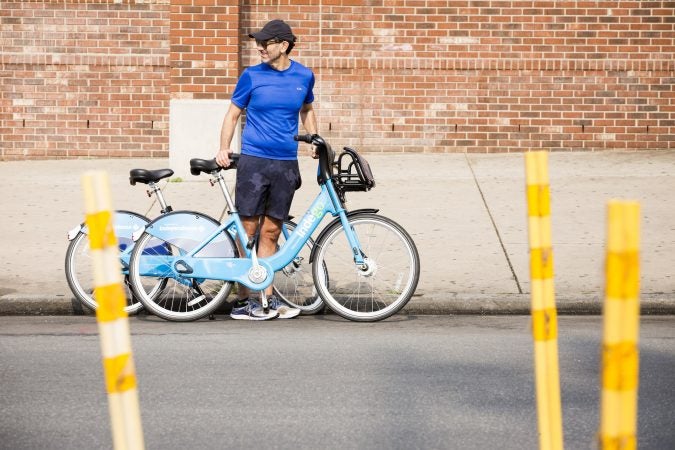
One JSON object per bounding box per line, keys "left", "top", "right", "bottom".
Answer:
{"left": 268, "top": 295, "right": 301, "bottom": 319}
{"left": 230, "top": 299, "right": 278, "bottom": 321}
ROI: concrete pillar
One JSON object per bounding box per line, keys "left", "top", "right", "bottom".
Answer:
{"left": 169, "top": 99, "right": 240, "bottom": 179}
{"left": 169, "top": 0, "right": 240, "bottom": 178}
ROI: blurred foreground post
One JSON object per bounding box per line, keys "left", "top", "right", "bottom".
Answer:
{"left": 600, "top": 201, "right": 640, "bottom": 450}
{"left": 525, "top": 151, "right": 563, "bottom": 450}
{"left": 82, "top": 171, "right": 144, "bottom": 450}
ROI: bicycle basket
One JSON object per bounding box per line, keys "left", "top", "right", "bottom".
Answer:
{"left": 335, "top": 147, "right": 375, "bottom": 192}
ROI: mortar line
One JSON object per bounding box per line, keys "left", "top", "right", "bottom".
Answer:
{"left": 465, "top": 154, "right": 523, "bottom": 294}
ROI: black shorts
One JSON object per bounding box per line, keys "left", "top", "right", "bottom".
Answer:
{"left": 235, "top": 154, "right": 301, "bottom": 221}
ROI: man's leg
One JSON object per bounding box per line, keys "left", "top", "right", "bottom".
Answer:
{"left": 257, "top": 215, "right": 283, "bottom": 296}
{"left": 257, "top": 215, "right": 300, "bottom": 318}
{"left": 237, "top": 215, "right": 282, "bottom": 297}
{"left": 236, "top": 215, "right": 261, "bottom": 301}
{"left": 229, "top": 214, "right": 279, "bottom": 320}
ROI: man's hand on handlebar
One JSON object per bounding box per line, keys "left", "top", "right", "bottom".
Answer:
{"left": 215, "top": 148, "right": 234, "bottom": 168}
{"left": 295, "top": 134, "right": 320, "bottom": 159}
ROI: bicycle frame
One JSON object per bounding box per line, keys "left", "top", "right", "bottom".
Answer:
{"left": 137, "top": 177, "right": 365, "bottom": 292}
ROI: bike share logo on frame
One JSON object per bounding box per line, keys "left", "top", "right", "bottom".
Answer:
{"left": 114, "top": 224, "right": 141, "bottom": 231}
{"left": 158, "top": 224, "right": 206, "bottom": 233}
{"left": 296, "top": 200, "right": 326, "bottom": 240}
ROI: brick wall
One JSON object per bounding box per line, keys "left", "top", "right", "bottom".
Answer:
{"left": 2, "top": 1, "right": 674, "bottom": 159}
{"left": 0, "top": 0, "right": 170, "bottom": 160}
{"left": 170, "top": 0, "right": 239, "bottom": 99}
{"left": 242, "top": 1, "right": 675, "bottom": 153}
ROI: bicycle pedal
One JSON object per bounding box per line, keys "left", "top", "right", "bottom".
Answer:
{"left": 175, "top": 260, "right": 193, "bottom": 274}
{"left": 187, "top": 295, "right": 205, "bottom": 306}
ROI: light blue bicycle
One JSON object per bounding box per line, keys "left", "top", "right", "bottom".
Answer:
{"left": 128, "top": 134, "right": 420, "bottom": 322}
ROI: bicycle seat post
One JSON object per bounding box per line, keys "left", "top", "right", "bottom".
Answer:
{"left": 147, "top": 181, "right": 172, "bottom": 214}
{"left": 213, "top": 172, "right": 236, "bottom": 213}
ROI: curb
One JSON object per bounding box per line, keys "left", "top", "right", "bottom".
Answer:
{"left": 2, "top": 293, "right": 675, "bottom": 316}
{"left": 0, "top": 295, "right": 86, "bottom": 316}
{"left": 405, "top": 293, "right": 675, "bottom": 315}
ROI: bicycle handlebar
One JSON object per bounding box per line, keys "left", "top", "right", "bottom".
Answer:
{"left": 294, "top": 134, "right": 316, "bottom": 144}
{"left": 294, "top": 134, "right": 334, "bottom": 185}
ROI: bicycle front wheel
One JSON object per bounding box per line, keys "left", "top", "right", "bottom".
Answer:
{"left": 313, "top": 213, "right": 419, "bottom": 322}
{"left": 273, "top": 220, "right": 325, "bottom": 315}
{"left": 128, "top": 212, "right": 235, "bottom": 321}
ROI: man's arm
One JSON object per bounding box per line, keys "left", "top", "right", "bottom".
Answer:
{"left": 216, "top": 102, "right": 243, "bottom": 167}
{"left": 300, "top": 103, "right": 319, "bottom": 158}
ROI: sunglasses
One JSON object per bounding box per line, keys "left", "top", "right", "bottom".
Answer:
{"left": 255, "top": 39, "right": 282, "bottom": 50}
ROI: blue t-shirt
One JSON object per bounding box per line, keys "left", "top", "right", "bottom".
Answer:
{"left": 231, "top": 60, "right": 315, "bottom": 160}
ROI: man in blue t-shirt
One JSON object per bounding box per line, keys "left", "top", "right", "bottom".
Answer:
{"left": 215, "top": 19, "right": 318, "bottom": 321}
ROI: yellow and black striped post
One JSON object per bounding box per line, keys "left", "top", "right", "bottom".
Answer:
{"left": 525, "top": 151, "right": 564, "bottom": 450}
{"left": 599, "top": 201, "right": 640, "bottom": 450}
{"left": 82, "top": 171, "right": 144, "bottom": 450}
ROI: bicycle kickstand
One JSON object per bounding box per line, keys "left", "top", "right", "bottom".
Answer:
{"left": 259, "top": 291, "right": 269, "bottom": 314}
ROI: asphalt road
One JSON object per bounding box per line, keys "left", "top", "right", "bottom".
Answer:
{"left": 1, "top": 315, "right": 673, "bottom": 449}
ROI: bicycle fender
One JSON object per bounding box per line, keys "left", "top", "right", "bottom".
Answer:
{"left": 140, "top": 210, "right": 233, "bottom": 256}
{"left": 67, "top": 224, "right": 83, "bottom": 241}
{"left": 68, "top": 210, "right": 148, "bottom": 242}
{"left": 142, "top": 210, "right": 220, "bottom": 232}
{"left": 308, "top": 208, "right": 379, "bottom": 263}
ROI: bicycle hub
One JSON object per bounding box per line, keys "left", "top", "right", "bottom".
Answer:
{"left": 248, "top": 265, "right": 267, "bottom": 284}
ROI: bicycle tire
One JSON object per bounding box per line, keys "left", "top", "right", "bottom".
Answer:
{"left": 273, "top": 220, "right": 325, "bottom": 315}
{"left": 128, "top": 211, "right": 235, "bottom": 321}
{"left": 312, "top": 213, "right": 420, "bottom": 322}
{"left": 65, "top": 211, "right": 155, "bottom": 314}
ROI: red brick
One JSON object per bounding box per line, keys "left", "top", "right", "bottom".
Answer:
{"left": 2, "top": 1, "right": 674, "bottom": 159}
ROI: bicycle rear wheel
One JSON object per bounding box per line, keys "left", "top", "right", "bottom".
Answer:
{"left": 64, "top": 211, "right": 160, "bottom": 314}
{"left": 312, "top": 213, "right": 419, "bottom": 322}
{"left": 128, "top": 211, "right": 235, "bottom": 321}
{"left": 273, "top": 220, "right": 325, "bottom": 315}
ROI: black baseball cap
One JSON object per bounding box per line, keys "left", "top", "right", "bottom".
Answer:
{"left": 248, "top": 19, "right": 296, "bottom": 43}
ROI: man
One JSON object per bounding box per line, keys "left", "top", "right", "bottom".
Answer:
{"left": 215, "top": 19, "right": 318, "bottom": 320}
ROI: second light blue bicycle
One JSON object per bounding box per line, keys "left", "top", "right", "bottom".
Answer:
{"left": 128, "top": 134, "right": 420, "bottom": 322}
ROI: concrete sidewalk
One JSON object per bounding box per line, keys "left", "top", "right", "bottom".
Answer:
{"left": 1, "top": 150, "right": 675, "bottom": 315}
